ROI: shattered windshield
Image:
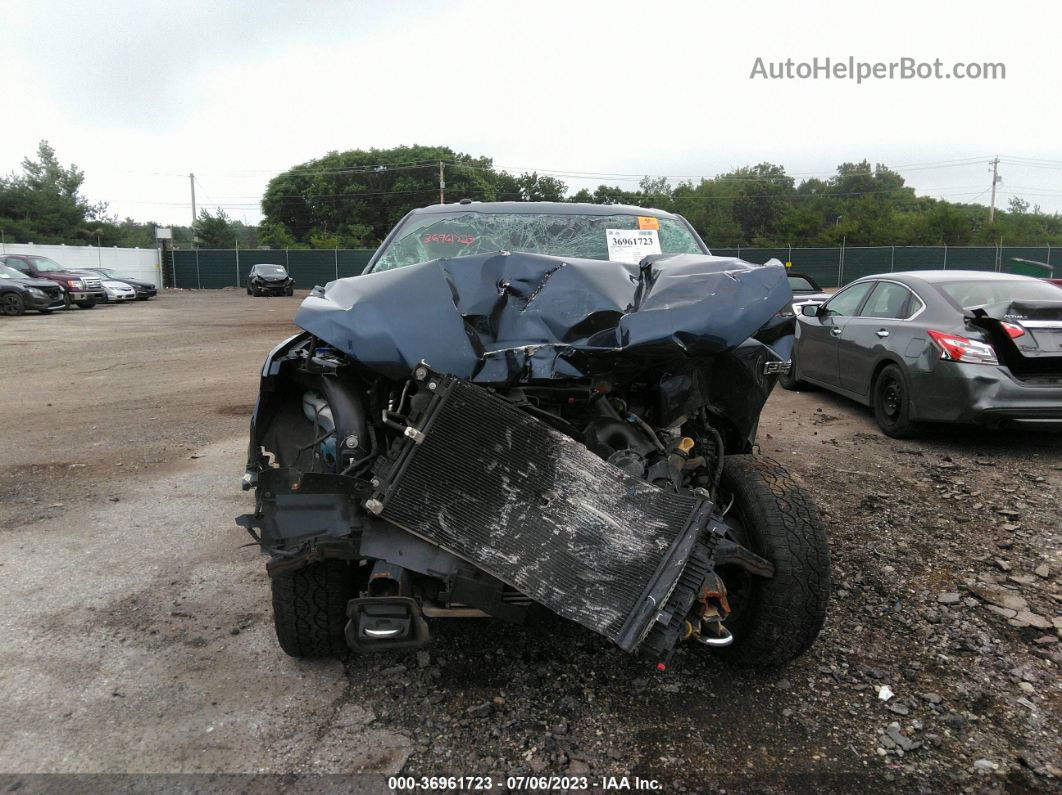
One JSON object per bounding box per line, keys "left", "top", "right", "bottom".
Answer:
{"left": 26, "top": 256, "right": 67, "bottom": 272}
{"left": 253, "top": 265, "right": 288, "bottom": 276}
{"left": 372, "top": 211, "right": 706, "bottom": 272}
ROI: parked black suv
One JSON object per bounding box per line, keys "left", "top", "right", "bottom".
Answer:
{"left": 0, "top": 264, "right": 67, "bottom": 315}
{"left": 247, "top": 264, "right": 294, "bottom": 296}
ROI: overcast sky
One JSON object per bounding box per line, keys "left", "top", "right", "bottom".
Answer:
{"left": 3, "top": 0, "right": 1061, "bottom": 228}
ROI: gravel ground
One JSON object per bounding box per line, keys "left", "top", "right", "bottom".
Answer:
{"left": 0, "top": 290, "right": 1059, "bottom": 792}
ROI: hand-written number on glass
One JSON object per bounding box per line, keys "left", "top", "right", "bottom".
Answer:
{"left": 424, "top": 233, "right": 476, "bottom": 245}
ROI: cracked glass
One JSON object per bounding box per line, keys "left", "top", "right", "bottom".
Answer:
{"left": 372, "top": 212, "right": 705, "bottom": 272}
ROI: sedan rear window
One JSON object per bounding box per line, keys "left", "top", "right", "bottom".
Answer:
{"left": 787, "top": 275, "right": 818, "bottom": 292}
{"left": 937, "top": 279, "right": 1062, "bottom": 309}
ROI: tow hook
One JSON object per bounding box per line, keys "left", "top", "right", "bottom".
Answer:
{"left": 345, "top": 596, "right": 430, "bottom": 651}
{"left": 693, "top": 607, "right": 734, "bottom": 647}
{"left": 690, "top": 571, "right": 734, "bottom": 647}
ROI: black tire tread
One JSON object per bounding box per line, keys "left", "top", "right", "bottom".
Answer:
{"left": 1, "top": 292, "right": 25, "bottom": 316}
{"left": 873, "top": 363, "right": 922, "bottom": 439}
{"left": 271, "top": 559, "right": 354, "bottom": 658}
{"left": 714, "top": 454, "right": 830, "bottom": 667}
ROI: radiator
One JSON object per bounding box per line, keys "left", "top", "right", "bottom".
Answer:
{"left": 367, "top": 367, "right": 711, "bottom": 651}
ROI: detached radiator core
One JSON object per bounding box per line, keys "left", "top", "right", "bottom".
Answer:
{"left": 367, "top": 367, "right": 711, "bottom": 651}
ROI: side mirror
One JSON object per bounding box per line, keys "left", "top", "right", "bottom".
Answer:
{"left": 800, "top": 303, "right": 823, "bottom": 317}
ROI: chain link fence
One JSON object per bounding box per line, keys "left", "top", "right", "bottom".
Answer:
{"left": 169, "top": 245, "right": 1055, "bottom": 290}
{"left": 713, "top": 245, "right": 1055, "bottom": 288}
{"left": 169, "top": 248, "right": 374, "bottom": 289}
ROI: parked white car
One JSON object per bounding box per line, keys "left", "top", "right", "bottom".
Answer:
{"left": 102, "top": 279, "right": 137, "bottom": 303}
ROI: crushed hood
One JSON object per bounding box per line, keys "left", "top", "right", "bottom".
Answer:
{"left": 294, "top": 251, "right": 791, "bottom": 383}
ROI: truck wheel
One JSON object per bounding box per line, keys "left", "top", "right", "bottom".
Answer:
{"left": 1, "top": 292, "right": 25, "bottom": 316}
{"left": 712, "top": 455, "right": 830, "bottom": 667}
{"left": 75, "top": 300, "right": 97, "bottom": 309}
{"left": 873, "top": 364, "right": 922, "bottom": 438}
{"left": 271, "top": 559, "right": 356, "bottom": 658}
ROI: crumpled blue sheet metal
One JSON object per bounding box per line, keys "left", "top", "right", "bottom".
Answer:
{"left": 294, "top": 251, "right": 791, "bottom": 382}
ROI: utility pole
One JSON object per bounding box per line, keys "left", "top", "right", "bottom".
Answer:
{"left": 988, "top": 157, "right": 1001, "bottom": 223}
{"left": 189, "top": 173, "right": 197, "bottom": 231}
{"left": 438, "top": 161, "right": 445, "bottom": 205}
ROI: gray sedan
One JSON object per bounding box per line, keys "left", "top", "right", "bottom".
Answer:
{"left": 781, "top": 270, "right": 1062, "bottom": 437}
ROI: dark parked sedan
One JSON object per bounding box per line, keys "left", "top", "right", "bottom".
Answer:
{"left": 81, "top": 268, "right": 158, "bottom": 300}
{"left": 787, "top": 271, "right": 831, "bottom": 313}
{"left": 781, "top": 270, "right": 1062, "bottom": 437}
{"left": 247, "top": 264, "right": 294, "bottom": 296}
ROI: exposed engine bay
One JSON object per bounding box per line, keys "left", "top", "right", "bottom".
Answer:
{"left": 239, "top": 248, "right": 828, "bottom": 667}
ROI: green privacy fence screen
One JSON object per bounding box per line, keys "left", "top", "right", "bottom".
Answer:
{"left": 712, "top": 245, "right": 1055, "bottom": 288}
{"left": 170, "top": 249, "right": 375, "bottom": 289}
{"left": 170, "top": 245, "right": 1055, "bottom": 290}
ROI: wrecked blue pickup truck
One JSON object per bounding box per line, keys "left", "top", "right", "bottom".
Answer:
{"left": 238, "top": 202, "right": 830, "bottom": 668}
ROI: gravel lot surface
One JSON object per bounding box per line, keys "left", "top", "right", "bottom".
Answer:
{"left": 0, "top": 290, "right": 1059, "bottom": 792}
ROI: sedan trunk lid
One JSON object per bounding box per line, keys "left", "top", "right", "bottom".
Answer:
{"left": 970, "top": 300, "right": 1062, "bottom": 375}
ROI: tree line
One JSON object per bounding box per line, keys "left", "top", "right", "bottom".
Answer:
{"left": 4, "top": 141, "right": 1061, "bottom": 252}
{"left": 0, "top": 141, "right": 256, "bottom": 249}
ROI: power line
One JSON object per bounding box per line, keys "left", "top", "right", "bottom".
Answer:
{"left": 194, "top": 160, "right": 447, "bottom": 178}
{"left": 118, "top": 185, "right": 998, "bottom": 211}
{"left": 440, "top": 157, "right": 992, "bottom": 183}
{"left": 96, "top": 154, "right": 1062, "bottom": 216}
{"left": 166, "top": 154, "right": 993, "bottom": 183}
{"left": 1000, "top": 154, "right": 1062, "bottom": 166}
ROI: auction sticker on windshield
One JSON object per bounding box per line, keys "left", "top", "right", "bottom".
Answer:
{"left": 605, "top": 228, "right": 661, "bottom": 263}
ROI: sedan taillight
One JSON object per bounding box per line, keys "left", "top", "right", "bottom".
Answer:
{"left": 927, "top": 330, "right": 998, "bottom": 365}
{"left": 1000, "top": 321, "right": 1026, "bottom": 339}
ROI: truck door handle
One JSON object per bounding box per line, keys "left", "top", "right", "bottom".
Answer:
{"left": 876, "top": 329, "right": 889, "bottom": 338}
{"left": 831, "top": 328, "right": 842, "bottom": 336}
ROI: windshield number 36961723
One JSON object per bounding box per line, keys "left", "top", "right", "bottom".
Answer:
{"left": 608, "top": 234, "right": 655, "bottom": 246}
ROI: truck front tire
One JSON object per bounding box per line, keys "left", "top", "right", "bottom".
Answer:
{"left": 712, "top": 455, "right": 830, "bottom": 667}
{"left": 271, "top": 559, "right": 356, "bottom": 658}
